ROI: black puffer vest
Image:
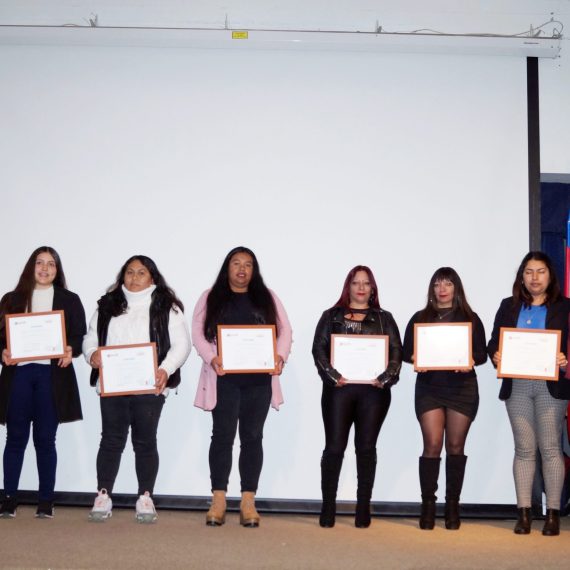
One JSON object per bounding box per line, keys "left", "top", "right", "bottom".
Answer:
{"left": 89, "top": 289, "right": 181, "bottom": 389}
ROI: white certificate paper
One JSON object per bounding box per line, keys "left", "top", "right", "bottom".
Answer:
{"left": 414, "top": 323, "right": 472, "bottom": 371}
{"left": 99, "top": 343, "right": 158, "bottom": 397}
{"left": 498, "top": 328, "right": 561, "bottom": 381}
{"left": 6, "top": 311, "right": 66, "bottom": 362}
{"left": 331, "top": 334, "right": 388, "bottom": 384}
{"left": 218, "top": 325, "right": 277, "bottom": 374}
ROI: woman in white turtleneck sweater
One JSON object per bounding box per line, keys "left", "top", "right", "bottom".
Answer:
{"left": 0, "top": 246, "right": 86, "bottom": 519}
{"left": 83, "top": 255, "right": 190, "bottom": 523}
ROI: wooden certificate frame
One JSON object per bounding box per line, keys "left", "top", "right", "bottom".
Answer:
{"left": 99, "top": 342, "right": 159, "bottom": 397}
{"left": 330, "top": 334, "right": 389, "bottom": 384}
{"left": 413, "top": 322, "right": 473, "bottom": 372}
{"left": 5, "top": 310, "right": 67, "bottom": 363}
{"left": 217, "top": 325, "right": 277, "bottom": 374}
{"left": 497, "top": 327, "right": 561, "bottom": 381}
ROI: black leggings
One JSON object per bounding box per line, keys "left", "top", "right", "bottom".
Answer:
{"left": 209, "top": 378, "right": 272, "bottom": 492}
{"left": 321, "top": 384, "right": 391, "bottom": 460}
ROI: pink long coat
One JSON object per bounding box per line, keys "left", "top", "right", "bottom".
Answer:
{"left": 192, "top": 289, "right": 293, "bottom": 411}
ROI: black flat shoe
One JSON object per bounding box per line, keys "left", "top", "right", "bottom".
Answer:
{"left": 542, "top": 509, "right": 560, "bottom": 536}
{"left": 514, "top": 507, "right": 531, "bottom": 535}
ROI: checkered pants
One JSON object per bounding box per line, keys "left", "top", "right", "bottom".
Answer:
{"left": 505, "top": 379, "right": 567, "bottom": 509}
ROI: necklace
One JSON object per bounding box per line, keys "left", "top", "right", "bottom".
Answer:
{"left": 437, "top": 309, "right": 453, "bottom": 320}
{"left": 347, "top": 308, "right": 368, "bottom": 314}
{"left": 524, "top": 306, "right": 543, "bottom": 325}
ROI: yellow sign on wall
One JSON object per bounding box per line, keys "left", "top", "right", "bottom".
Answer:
{"left": 232, "top": 31, "right": 249, "bottom": 40}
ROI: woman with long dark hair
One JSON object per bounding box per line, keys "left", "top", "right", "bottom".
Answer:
{"left": 192, "top": 246, "right": 292, "bottom": 528}
{"left": 0, "top": 246, "right": 86, "bottom": 518}
{"left": 83, "top": 255, "right": 190, "bottom": 523}
{"left": 488, "top": 252, "right": 570, "bottom": 536}
{"left": 403, "top": 267, "right": 487, "bottom": 530}
{"left": 312, "top": 265, "right": 402, "bottom": 528}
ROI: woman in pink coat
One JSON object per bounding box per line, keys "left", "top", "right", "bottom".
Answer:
{"left": 192, "top": 246, "right": 292, "bottom": 528}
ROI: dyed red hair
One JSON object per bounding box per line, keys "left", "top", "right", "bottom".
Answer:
{"left": 334, "top": 265, "right": 380, "bottom": 310}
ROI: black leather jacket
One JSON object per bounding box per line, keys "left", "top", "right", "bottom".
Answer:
{"left": 312, "top": 306, "right": 402, "bottom": 387}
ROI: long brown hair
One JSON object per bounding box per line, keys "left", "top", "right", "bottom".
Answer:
{"left": 0, "top": 246, "right": 67, "bottom": 342}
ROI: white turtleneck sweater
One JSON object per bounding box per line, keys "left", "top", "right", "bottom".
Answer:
{"left": 82, "top": 285, "right": 191, "bottom": 382}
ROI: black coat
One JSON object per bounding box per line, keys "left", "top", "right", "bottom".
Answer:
{"left": 312, "top": 306, "right": 402, "bottom": 386}
{"left": 0, "top": 287, "right": 86, "bottom": 424}
{"left": 487, "top": 296, "right": 570, "bottom": 400}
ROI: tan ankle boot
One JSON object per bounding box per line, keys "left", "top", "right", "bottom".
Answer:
{"left": 206, "top": 491, "right": 226, "bottom": 526}
{"left": 240, "top": 491, "right": 260, "bottom": 527}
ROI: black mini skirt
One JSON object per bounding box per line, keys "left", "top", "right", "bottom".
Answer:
{"left": 414, "top": 378, "right": 479, "bottom": 420}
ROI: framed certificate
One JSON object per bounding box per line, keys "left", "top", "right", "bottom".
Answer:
{"left": 5, "top": 310, "right": 67, "bottom": 363}
{"left": 217, "top": 325, "right": 277, "bottom": 374}
{"left": 331, "top": 334, "right": 388, "bottom": 384}
{"left": 99, "top": 342, "right": 159, "bottom": 397}
{"left": 413, "top": 322, "right": 473, "bottom": 371}
{"left": 498, "top": 328, "right": 561, "bottom": 381}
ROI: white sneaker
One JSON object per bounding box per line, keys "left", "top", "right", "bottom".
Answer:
{"left": 135, "top": 491, "right": 158, "bottom": 524}
{"left": 88, "top": 489, "right": 113, "bottom": 522}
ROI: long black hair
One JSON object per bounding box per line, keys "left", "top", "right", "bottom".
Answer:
{"left": 512, "top": 251, "right": 561, "bottom": 308}
{"left": 98, "top": 255, "right": 184, "bottom": 317}
{"left": 417, "top": 267, "right": 475, "bottom": 322}
{"left": 203, "top": 246, "right": 277, "bottom": 342}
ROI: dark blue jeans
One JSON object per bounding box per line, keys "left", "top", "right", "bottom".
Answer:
{"left": 209, "top": 378, "right": 272, "bottom": 492}
{"left": 3, "top": 364, "right": 59, "bottom": 502}
{"left": 96, "top": 394, "right": 165, "bottom": 496}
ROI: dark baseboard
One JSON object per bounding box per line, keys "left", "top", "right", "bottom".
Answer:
{"left": 5, "top": 490, "right": 519, "bottom": 519}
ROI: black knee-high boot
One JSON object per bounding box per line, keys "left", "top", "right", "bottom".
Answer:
{"left": 445, "top": 454, "right": 467, "bottom": 530}
{"left": 320, "top": 453, "right": 343, "bottom": 528}
{"left": 355, "top": 450, "right": 377, "bottom": 528}
{"left": 419, "top": 457, "right": 441, "bottom": 530}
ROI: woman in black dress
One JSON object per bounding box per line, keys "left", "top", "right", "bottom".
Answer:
{"left": 403, "top": 267, "right": 487, "bottom": 530}
{"left": 312, "top": 265, "right": 402, "bottom": 528}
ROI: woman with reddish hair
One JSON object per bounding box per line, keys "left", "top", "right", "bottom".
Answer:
{"left": 312, "top": 266, "right": 402, "bottom": 528}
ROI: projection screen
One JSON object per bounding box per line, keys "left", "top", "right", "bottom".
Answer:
{"left": 0, "top": 39, "right": 530, "bottom": 504}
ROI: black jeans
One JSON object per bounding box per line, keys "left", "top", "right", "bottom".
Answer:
{"left": 96, "top": 394, "right": 165, "bottom": 496}
{"left": 321, "top": 384, "right": 391, "bottom": 459}
{"left": 209, "top": 378, "right": 272, "bottom": 492}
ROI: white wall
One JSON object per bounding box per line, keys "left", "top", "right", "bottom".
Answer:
{"left": 0, "top": 1, "right": 568, "bottom": 505}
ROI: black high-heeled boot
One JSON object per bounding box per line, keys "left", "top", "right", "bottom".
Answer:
{"left": 419, "top": 457, "right": 441, "bottom": 530}
{"left": 542, "top": 509, "right": 560, "bottom": 536}
{"left": 319, "top": 453, "right": 343, "bottom": 528}
{"left": 355, "top": 451, "right": 376, "bottom": 528}
{"left": 445, "top": 455, "right": 467, "bottom": 530}
{"left": 514, "top": 507, "right": 532, "bottom": 534}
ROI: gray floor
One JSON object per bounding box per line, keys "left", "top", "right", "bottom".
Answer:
{"left": 1, "top": 507, "right": 569, "bottom": 569}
